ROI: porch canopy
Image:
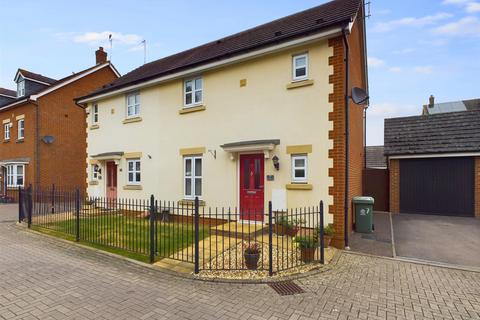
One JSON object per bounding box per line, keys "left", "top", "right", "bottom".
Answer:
{"left": 90, "top": 152, "right": 124, "bottom": 162}
{"left": 0, "top": 157, "right": 30, "bottom": 167}
{"left": 220, "top": 139, "right": 280, "bottom": 159}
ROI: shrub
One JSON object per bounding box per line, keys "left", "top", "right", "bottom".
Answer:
{"left": 294, "top": 236, "right": 316, "bottom": 249}
{"left": 244, "top": 242, "right": 261, "bottom": 254}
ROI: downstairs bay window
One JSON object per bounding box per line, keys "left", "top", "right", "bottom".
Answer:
{"left": 6, "top": 164, "right": 24, "bottom": 187}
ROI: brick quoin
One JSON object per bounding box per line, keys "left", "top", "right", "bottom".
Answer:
{"left": 328, "top": 18, "right": 367, "bottom": 248}
{"left": 476, "top": 157, "right": 480, "bottom": 218}
{"left": 389, "top": 159, "right": 400, "bottom": 214}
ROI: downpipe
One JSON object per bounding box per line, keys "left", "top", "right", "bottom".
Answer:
{"left": 342, "top": 27, "right": 350, "bottom": 250}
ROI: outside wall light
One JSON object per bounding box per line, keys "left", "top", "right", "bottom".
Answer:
{"left": 272, "top": 155, "right": 280, "bottom": 171}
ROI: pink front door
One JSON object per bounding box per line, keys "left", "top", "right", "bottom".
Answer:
{"left": 239, "top": 154, "right": 264, "bottom": 221}
{"left": 106, "top": 161, "right": 117, "bottom": 201}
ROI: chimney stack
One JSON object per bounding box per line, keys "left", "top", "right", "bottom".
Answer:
{"left": 95, "top": 47, "right": 107, "bottom": 65}
{"left": 428, "top": 95, "right": 435, "bottom": 108}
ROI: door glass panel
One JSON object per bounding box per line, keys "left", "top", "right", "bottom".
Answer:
{"left": 243, "top": 159, "right": 249, "bottom": 189}
{"left": 254, "top": 159, "right": 260, "bottom": 189}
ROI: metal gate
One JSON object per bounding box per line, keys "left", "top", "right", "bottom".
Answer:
{"left": 400, "top": 157, "right": 474, "bottom": 216}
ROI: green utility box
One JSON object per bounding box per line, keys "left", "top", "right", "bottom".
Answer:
{"left": 353, "top": 196, "right": 375, "bottom": 233}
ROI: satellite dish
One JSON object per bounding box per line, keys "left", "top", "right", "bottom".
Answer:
{"left": 351, "top": 87, "right": 369, "bottom": 105}
{"left": 42, "top": 136, "right": 55, "bottom": 144}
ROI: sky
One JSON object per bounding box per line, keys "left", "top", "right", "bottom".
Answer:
{"left": 0, "top": 0, "right": 479, "bottom": 145}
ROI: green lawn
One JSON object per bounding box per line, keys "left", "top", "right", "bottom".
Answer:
{"left": 32, "top": 214, "right": 209, "bottom": 263}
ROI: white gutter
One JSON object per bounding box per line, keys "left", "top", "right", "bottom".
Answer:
{"left": 77, "top": 27, "right": 343, "bottom": 104}
{"left": 0, "top": 94, "right": 15, "bottom": 98}
{"left": 30, "top": 63, "right": 118, "bottom": 101}
{"left": 0, "top": 98, "right": 30, "bottom": 111}
{"left": 389, "top": 152, "right": 480, "bottom": 160}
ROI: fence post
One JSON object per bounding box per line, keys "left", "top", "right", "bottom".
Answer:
{"left": 75, "top": 189, "right": 80, "bottom": 242}
{"left": 51, "top": 184, "right": 55, "bottom": 214}
{"left": 27, "top": 185, "right": 32, "bottom": 228}
{"left": 149, "top": 195, "right": 155, "bottom": 264}
{"left": 18, "top": 187, "right": 23, "bottom": 223}
{"left": 319, "top": 201, "right": 325, "bottom": 264}
{"left": 194, "top": 197, "right": 200, "bottom": 274}
{"left": 268, "top": 201, "right": 273, "bottom": 276}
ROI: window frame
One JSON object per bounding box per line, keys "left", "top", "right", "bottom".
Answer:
{"left": 4, "top": 123, "right": 10, "bottom": 140}
{"left": 17, "top": 80, "right": 25, "bottom": 97}
{"left": 6, "top": 164, "right": 24, "bottom": 187}
{"left": 183, "top": 156, "right": 202, "bottom": 199}
{"left": 92, "top": 103, "right": 99, "bottom": 124}
{"left": 17, "top": 119, "right": 24, "bottom": 140}
{"left": 291, "top": 154, "right": 308, "bottom": 183}
{"left": 91, "top": 164, "right": 100, "bottom": 181}
{"left": 126, "top": 92, "right": 140, "bottom": 118}
{"left": 126, "top": 159, "right": 141, "bottom": 185}
{"left": 292, "top": 53, "right": 309, "bottom": 82}
{"left": 183, "top": 76, "right": 203, "bottom": 108}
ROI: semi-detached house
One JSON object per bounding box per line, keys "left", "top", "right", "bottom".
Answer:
{"left": 77, "top": 0, "right": 369, "bottom": 247}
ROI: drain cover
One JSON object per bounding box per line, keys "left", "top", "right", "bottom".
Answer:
{"left": 268, "top": 281, "right": 304, "bottom": 296}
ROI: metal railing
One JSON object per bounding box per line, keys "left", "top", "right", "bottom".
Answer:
{"left": 19, "top": 187, "right": 326, "bottom": 275}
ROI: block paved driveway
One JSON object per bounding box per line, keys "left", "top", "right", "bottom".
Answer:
{"left": 1, "top": 206, "right": 480, "bottom": 319}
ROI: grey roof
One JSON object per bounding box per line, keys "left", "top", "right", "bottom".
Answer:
{"left": 221, "top": 139, "right": 280, "bottom": 148}
{"left": 423, "top": 98, "right": 480, "bottom": 115}
{"left": 384, "top": 110, "right": 480, "bottom": 156}
{"left": 365, "top": 146, "right": 386, "bottom": 168}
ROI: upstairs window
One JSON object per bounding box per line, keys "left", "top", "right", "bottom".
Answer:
{"left": 291, "top": 155, "right": 308, "bottom": 183}
{"left": 127, "top": 159, "right": 141, "bottom": 184}
{"left": 184, "top": 156, "right": 202, "bottom": 199}
{"left": 17, "top": 119, "right": 24, "bottom": 140}
{"left": 6, "top": 164, "right": 24, "bottom": 187}
{"left": 292, "top": 53, "right": 308, "bottom": 81}
{"left": 92, "top": 104, "right": 99, "bottom": 124}
{"left": 92, "top": 164, "right": 100, "bottom": 180}
{"left": 17, "top": 80, "right": 25, "bottom": 97}
{"left": 126, "top": 93, "right": 140, "bottom": 118}
{"left": 4, "top": 123, "right": 10, "bottom": 140}
{"left": 184, "top": 77, "right": 203, "bottom": 107}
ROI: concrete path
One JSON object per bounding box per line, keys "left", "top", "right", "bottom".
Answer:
{"left": 349, "top": 212, "right": 394, "bottom": 257}
{"left": 1, "top": 207, "right": 480, "bottom": 319}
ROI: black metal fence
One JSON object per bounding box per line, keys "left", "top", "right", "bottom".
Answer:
{"left": 19, "top": 186, "right": 326, "bottom": 275}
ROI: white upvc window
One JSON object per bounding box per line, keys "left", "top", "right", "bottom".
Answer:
{"left": 6, "top": 164, "right": 24, "bottom": 187}
{"left": 4, "top": 123, "right": 10, "bottom": 140}
{"left": 184, "top": 156, "right": 202, "bottom": 199}
{"left": 126, "top": 92, "right": 140, "bottom": 118}
{"left": 127, "top": 159, "right": 141, "bottom": 184}
{"left": 184, "top": 77, "right": 203, "bottom": 107}
{"left": 291, "top": 155, "right": 308, "bottom": 183}
{"left": 92, "top": 164, "right": 100, "bottom": 180}
{"left": 92, "top": 103, "right": 99, "bottom": 124}
{"left": 292, "top": 53, "right": 308, "bottom": 81}
{"left": 17, "top": 80, "right": 25, "bottom": 97}
{"left": 17, "top": 119, "right": 24, "bottom": 140}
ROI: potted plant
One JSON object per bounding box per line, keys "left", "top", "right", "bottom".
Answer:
{"left": 244, "top": 242, "right": 261, "bottom": 270}
{"left": 275, "top": 216, "right": 303, "bottom": 237}
{"left": 294, "top": 236, "right": 316, "bottom": 262}
{"left": 323, "top": 224, "right": 335, "bottom": 248}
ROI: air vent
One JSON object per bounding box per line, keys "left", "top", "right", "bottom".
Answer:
{"left": 268, "top": 281, "right": 305, "bottom": 296}
{"left": 274, "top": 31, "right": 282, "bottom": 37}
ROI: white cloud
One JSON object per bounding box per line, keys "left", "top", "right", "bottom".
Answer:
{"left": 433, "top": 16, "right": 480, "bottom": 36}
{"left": 368, "top": 57, "right": 385, "bottom": 68}
{"left": 372, "top": 13, "right": 453, "bottom": 32}
{"left": 442, "top": 0, "right": 469, "bottom": 4}
{"left": 466, "top": 2, "right": 480, "bottom": 12}
{"left": 388, "top": 67, "right": 402, "bottom": 73}
{"left": 414, "top": 66, "right": 433, "bottom": 74}
{"left": 393, "top": 48, "right": 416, "bottom": 54}
{"left": 73, "top": 31, "right": 143, "bottom": 46}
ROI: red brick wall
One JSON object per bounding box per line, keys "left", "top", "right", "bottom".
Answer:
{"left": 328, "top": 17, "right": 367, "bottom": 248}
{"left": 37, "top": 66, "right": 118, "bottom": 190}
{"left": 476, "top": 157, "right": 480, "bottom": 218}
{"left": 389, "top": 159, "right": 400, "bottom": 214}
{"left": 0, "top": 103, "right": 37, "bottom": 188}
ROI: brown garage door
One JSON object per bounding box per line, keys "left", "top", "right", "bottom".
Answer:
{"left": 400, "top": 157, "right": 474, "bottom": 216}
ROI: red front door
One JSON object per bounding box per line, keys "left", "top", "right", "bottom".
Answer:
{"left": 106, "top": 161, "right": 117, "bottom": 201}
{"left": 239, "top": 154, "right": 264, "bottom": 221}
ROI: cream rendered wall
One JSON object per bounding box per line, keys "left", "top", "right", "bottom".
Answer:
{"left": 86, "top": 40, "right": 334, "bottom": 223}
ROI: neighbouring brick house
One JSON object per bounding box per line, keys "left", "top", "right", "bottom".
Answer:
{"left": 0, "top": 48, "right": 119, "bottom": 198}
{"left": 385, "top": 110, "right": 480, "bottom": 218}
{"left": 77, "top": 0, "right": 369, "bottom": 248}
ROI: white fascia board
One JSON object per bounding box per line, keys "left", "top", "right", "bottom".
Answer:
{"left": 14, "top": 71, "right": 52, "bottom": 86}
{"left": 0, "top": 94, "right": 16, "bottom": 98}
{"left": 77, "top": 27, "right": 343, "bottom": 104}
{"left": 30, "top": 63, "right": 114, "bottom": 101}
{"left": 388, "top": 152, "right": 480, "bottom": 160}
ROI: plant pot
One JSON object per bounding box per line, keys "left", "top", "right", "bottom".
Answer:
{"left": 324, "top": 235, "right": 332, "bottom": 248}
{"left": 244, "top": 252, "right": 260, "bottom": 270}
{"left": 274, "top": 224, "right": 286, "bottom": 236}
{"left": 300, "top": 247, "right": 315, "bottom": 262}
{"left": 286, "top": 227, "right": 298, "bottom": 237}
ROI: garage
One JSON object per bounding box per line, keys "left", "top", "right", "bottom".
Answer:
{"left": 399, "top": 157, "right": 474, "bottom": 216}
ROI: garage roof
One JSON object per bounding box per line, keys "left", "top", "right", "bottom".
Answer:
{"left": 384, "top": 110, "right": 480, "bottom": 156}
